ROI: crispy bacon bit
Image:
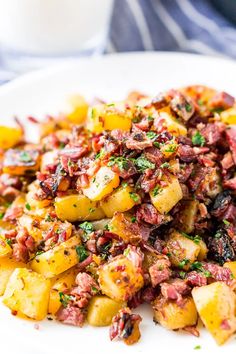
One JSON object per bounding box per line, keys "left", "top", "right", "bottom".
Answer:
{"left": 209, "top": 91, "right": 235, "bottom": 110}
{"left": 170, "top": 91, "right": 195, "bottom": 121}
{"left": 178, "top": 145, "right": 196, "bottom": 163}
{"left": 56, "top": 305, "right": 85, "bottom": 327}
{"left": 186, "top": 271, "right": 207, "bottom": 287}
{"left": 221, "top": 152, "right": 234, "bottom": 170}
{"left": 125, "top": 132, "right": 152, "bottom": 150}
{"left": 225, "top": 126, "right": 236, "bottom": 164}
{"left": 160, "top": 279, "right": 190, "bottom": 305}
{"left": 109, "top": 307, "right": 142, "bottom": 345}
{"left": 13, "top": 227, "right": 35, "bottom": 262}
{"left": 149, "top": 257, "right": 171, "bottom": 287}
{"left": 202, "top": 262, "right": 233, "bottom": 284}
{"left": 136, "top": 203, "right": 168, "bottom": 225}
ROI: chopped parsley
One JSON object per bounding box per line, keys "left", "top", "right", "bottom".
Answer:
{"left": 95, "top": 148, "right": 105, "bottom": 160}
{"left": 89, "top": 207, "right": 95, "bottom": 213}
{"left": 76, "top": 245, "right": 89, "bottom": 262}
{"left": 152, "top": 185, "right": 163, "bottom": 197}
{"left": 25, "top": 203, "right": 31, "bottom": 211}
{"left": 223, "top": 219, "right": 230, "bottom": 226}
{"left": 0, "top": 212, "right": 4, "bottom": 220}
{"left": 131, "top": 216, "right": 136, "bottom": 223}
{"left": 178, "top": 258, "right": 190, "bottom": 269}
{"left": 147, "top": 116, "right": 154, "bottom": 121}
{"left": 129, "top": 192, "right": 140, "bottom": 203}
{"left": 179, "top": 271, "right": 186, "bottom": 279}
{"left": 164, "top": 144, "right": 177, "bottom": 153}
{"left": 45, "top": 214, "right": 53, "bottom": 222}
{"left": 19, "top": 151, "right": 32, "bottom": 163}
{"left": 35, "top": 250, "right": 44, "bottom": 256}
{"left": 160, "top": 162, "right": 170, "bottom": 169}
{"left": 121, "top": 181, "right": 128, "bottom": 188}
{"left": 134, "top": 156, "right": 155, "bottom": 172}
{"left": 153, "top": 142, "right": 160, "bottom": 148}
{"left": 194, "top": 345, "right": 201, "bottom": 350}
{"left": 192, "top": 131, "right": 205, "bottom": 147}
{"left": 181, "top": 232, "right": 202, "bottom": 245}
{"left": 107, "top": 156, "right": 129, "bottom": 171}
{"left": 5, "top": 238, "right": 12, "bottom": 247}
{"left": 146, "top": 131, "right": 157, "bottom": 139}
{"left": 191, "top": 262, "right": 211, "bottom": 278}
{"left": 124, "top": 247, "right": 130, "bottom": 257}
{"left": 185, "top": 103, "right": 192, "bottom": 112}
{"left": 79, "top": 221, "right": 94, "bottom": 234}
{"left": 59, "top": 292, "right": 74, "bottom": 308}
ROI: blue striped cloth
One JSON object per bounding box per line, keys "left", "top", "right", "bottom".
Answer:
{"left": 1, "top": 0, "right": 236, "bottom": 84}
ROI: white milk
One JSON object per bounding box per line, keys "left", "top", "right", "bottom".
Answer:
{"left": 0, "top": 0, "right": 114, "bottom": 55}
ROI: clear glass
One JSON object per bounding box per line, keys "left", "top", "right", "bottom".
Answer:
{"left": 0, "top": 0, "right": 114, "bottom": 73}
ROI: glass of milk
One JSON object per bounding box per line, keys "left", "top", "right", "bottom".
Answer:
{"left": 0, "top": 0, "right": 114, "bottom": 73}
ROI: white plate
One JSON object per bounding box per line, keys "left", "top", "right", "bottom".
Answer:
{"left": 0, "top": 52, "right": 236, "bottom": 354}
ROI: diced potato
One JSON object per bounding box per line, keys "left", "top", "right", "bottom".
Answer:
{"left": 98, "top": 255, "right": 144, "bottom": 302}
{"left": 156, "top": 107, "right": 187, "bottom": 136}
{"left": 40, "top": 150, "right": 58, "bottom": 173}
{"left": 177, "top": 200, "right": 199, "bottom": 234}
{"left": 48, "top": 268, "right": 77, "bottom": 315}
{"left": 67, "top": 95, "right": 88, "bottom": 124}
{"left": 3, "top": 268, "right": 50, "bottom": 320}
{"left": 224, "top": 261, "right": 236, "bottom": 279}
{"left": 0, "top": 235, "right": 12, "bottom": 257}
{"left": 55, "top": 194, "right": 105, "bottom": 222}
{"left": 198, "top": 239, "right": 208, "bottom": 261}
{"left": 166, "top": 231, "right": 201, "bottom": 270}
{"left": 87, "top": 296, "right": 125, "bottom": 326}
{"left": 0, "top": 126, "right": 22, "bottom": 149}
{"left": 153, "top": 296, "right": 198, "bottom": 330}
{"left": 0, "top": 257, "right": 26, "bottom": 296}
{"left": 87, "top": 103, "right": 132, "bottom": 133}
{"left": 3, "top": 149, "right": 40, "bottom": 175}
{"left": 30, "top": 235, "right": 81, "bottom": 278}
{"left": 220, "top": 108, "right": 236, "bottom": 125}
{"left": 109, "top": 212, "right": 141, "bottom": 244}
{"left": 192, "top": 282, "right": 236, "bottom": 345}
{"left": 82, "top": 166, "right": 120, "bottom": 201}
{"left": 101, "top": 185, "right": 136, "bottom": 217}
{"left": 160, "top": 140, "right": 179, "bottom": 159}
{"left": 150, "top": 175, "right": 183, "bottom": 214}
{"left": 26, "top": 189, "right": 51, "bottom": 210}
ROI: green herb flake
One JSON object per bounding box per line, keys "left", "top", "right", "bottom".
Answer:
{"left": 59, "top": 292, "right": 74, "bottom": 308}
{"left": 124, "top": 248, "right": 130, "bottom": 257}
{"left": 89, "top": 207, "right": 95, "bottom": 213}
{"left": 152, "top": 185, "right": 163, "bottom": 197}
{"left": 121, "top": 182, "right": 128, "bottom": 188}
{"left": 107, "top": 156, "right": 129, "bottom": 171}
{"left": 192, "top": 131, "right": 205, "bottom": 147}
{"left": 95, "top": 148, "right": 105, "bottom": 160}
{"left": 129, "top": 192, "right": 140, "bottom": 203}
{"left": 134, "top": 156, "right": 155, "bottom": 172}
{"left": 76, "top": 245, "right": 89, "bottom": 262}
{"left": 164, "top": 144, "right": 177, "bottom": 153}
{"left": 185, "top": 103, "right": 192, "bottom": 112}
{"left": 153, "top": 142, "right": 160, "bottom": 148}
{"left": 160, "top": 162, "right": 170, "bottom": 169}
{"left": 5, "top": 238, "right": 12, "bottom": 247}
{"left": 79, "top": 221, "right": 94, "bottom": 234}
{"left": 178, "top": 258, "right": 190, "bottom": 269}
{"left": 223, "top": 219, "right": 230, "bottom": 226}
{"left": 194, "top": 345, "right": 201, "bottom": 350}
{"left": 19, "top": 151, "right": 32, "bottom": 163}
{"left": 45, "top": 214, "right": 53, "bottom": 222}
{"left": 179, "top": 271, "right": 186, "bottom": 279}
{"left": 0, "top": 212, "right": 4, "bottom": 220}
{"left": 131, "top": 216, "right": 136, "bottom": 223}
{"left": 25, "top": 203, "right": 31, "bottom": 211}
{"left": 146, "top": 131, "right": 157, "bottom": 140}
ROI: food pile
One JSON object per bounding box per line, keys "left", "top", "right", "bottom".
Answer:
{"left": 0, "top": 86, "right": 236, "bottom": 346}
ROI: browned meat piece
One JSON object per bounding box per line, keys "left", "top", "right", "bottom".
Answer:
{"left": 209, "top": 91, "right": 235, "bottom": 110}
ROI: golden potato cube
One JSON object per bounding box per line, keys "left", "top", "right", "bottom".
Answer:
{"left": 26, "top": 189, "right": 51, "bottom": 210}
{"left": 192, "top": 282, "right": 236, "bottom": 345}
{"left": 30, "top": 235, "right": 81, "bottom": 278}
{"left": 98, "top": 255, "right": 144, "bottom": 302}
{"left": 48, "top": 268, "right": 77, "bottom": 315}
{"left": 153, "top": 296, "right": 198, "bottom": 330}
{"left": 220, "top": 108, "right": 236, "bottom": 125}
{"left": 101, "top": 185, "right": 136, "bottom": 217}
{"left": 0, "top": 257, "right": 26, "bottom": 296}
{"left": 109, "top": 212, "right": 141, "bottom": 244}
{"left": 177, "top": 200, "right": 199, "bottom": 234}
{"left": 87, "top": 104, "right": 132, "bottom": 133}
{"left": 3, "top": 268, "right": 50, "bottom": 320}
{"left": 150, "top": 175, "right": 183, "bottom": 214}
{"left": 224, "top": 261, "right": 236, "bottom": 278}
{"left": 166, "top": 231, "right": 201, "bottom": 270}
{"left": 157, "top": 107, "right": 187, "bottom": 136}
{"left": 198, "top": 239, "right": 208, "bottom": 261}
{"left": 55, "top": 194, "right": 105, "bottom": 222}
{"left": 3, "top": 149, "right": 40, "bottom": 175}
{"left": 67, "top": 95, "right": 88, "bottom": 124}
{"left": 0, "top": 126, "right": 22, "bottom": 149}
{"left": 87, "top": 296, "right": 125, "bottom": 326}
{"left": 82, "top": 166, "right": 120, "bottom": 201}
{"left": 0, "top": 236, "right": 12, "bottom": 257}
